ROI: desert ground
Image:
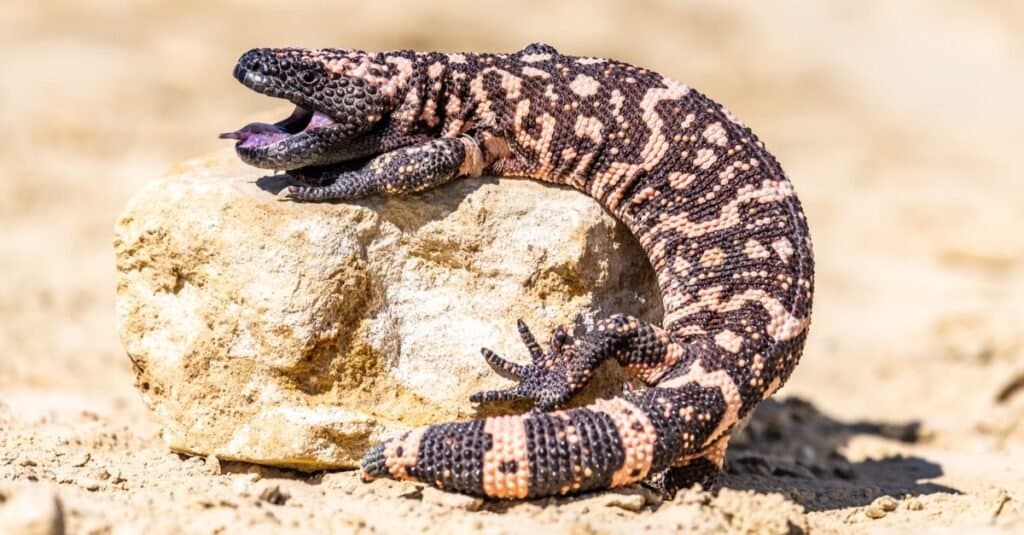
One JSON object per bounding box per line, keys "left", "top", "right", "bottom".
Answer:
{"left": 2, "top": 1, "right": 1023, "bottom": 533}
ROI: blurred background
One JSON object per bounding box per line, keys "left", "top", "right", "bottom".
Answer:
{"left": 1, "top": 0, "right": 1022, "bottom": 529}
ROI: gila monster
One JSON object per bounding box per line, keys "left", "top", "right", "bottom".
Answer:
{"left": 221, "top": 43, "right": 814, "bottom": 499}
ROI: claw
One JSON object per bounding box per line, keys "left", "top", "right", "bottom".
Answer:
{"left": 551, "top": 325, "right": 569, "bottom": 354}
{"left": 516, "top": 319, "right": 544, "bottom": 361}
{"left": 287, "top": 184, "right": 329, "bottom": 202}
{"left": 480, "top": 347, "right": 528, "bottom": 379}
{"left": 470, "top": 387, "right": 526, "bottom": 404}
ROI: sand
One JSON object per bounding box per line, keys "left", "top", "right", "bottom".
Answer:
{"left": 1, "top": 1, "right": 1022, "bottom": 533}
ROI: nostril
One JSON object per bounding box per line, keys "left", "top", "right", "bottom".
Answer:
{"left": 238, "top": 49, "right": 266, "bottom": 72}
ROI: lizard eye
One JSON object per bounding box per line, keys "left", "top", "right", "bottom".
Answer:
{"left": 299, "top": 70, "right": 320, "bottom": 85}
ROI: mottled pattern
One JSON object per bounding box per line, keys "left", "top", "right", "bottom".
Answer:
{"left": 223, "top": 42, "right": 814, "bottom": 499}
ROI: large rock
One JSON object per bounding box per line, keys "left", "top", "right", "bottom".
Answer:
{"left": 114, "top": 149, "right": 661, "bottom": 470}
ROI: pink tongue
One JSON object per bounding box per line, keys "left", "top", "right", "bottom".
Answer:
{"left": 219, "top": 122, "right": 290, "bottom": 148}
{"left": 308, "top": 111, "right": 335, "bottom": 129}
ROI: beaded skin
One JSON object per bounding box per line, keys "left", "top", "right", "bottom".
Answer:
{"left": 222, "top": 43, "right": 814, "bottom": 499}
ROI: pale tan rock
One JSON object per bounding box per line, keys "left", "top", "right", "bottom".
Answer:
{"left": 113, "top": 149, "right": 660, "bottom": 470}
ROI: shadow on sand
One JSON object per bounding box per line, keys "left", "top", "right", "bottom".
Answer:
{"left": 722, "top": 397, "right": 957, "bottom": 512}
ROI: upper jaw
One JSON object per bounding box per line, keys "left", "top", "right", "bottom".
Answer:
{"left": 233, "top": 63, "right": 296, "bottom": 106}
{"left": 234, "top": 64, "right": 287, "bottom": 100}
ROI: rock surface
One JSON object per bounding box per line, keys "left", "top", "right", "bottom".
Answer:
{"left": 113, "top": 149, "right": 661, "bottom": 469}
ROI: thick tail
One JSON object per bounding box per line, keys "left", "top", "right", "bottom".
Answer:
{"left": 361, "top": 384, "right": 727, "bottom": 498}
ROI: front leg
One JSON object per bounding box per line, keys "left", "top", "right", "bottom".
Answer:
{"left": 287, "top": 158, "right": 369, "bottom": 187}
{"left": 286, "top": 137, "right": 483, "bottom": 202}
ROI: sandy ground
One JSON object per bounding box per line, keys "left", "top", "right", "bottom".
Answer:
{"left": 2, "top": 1, "right": 1023, "bottom": 533}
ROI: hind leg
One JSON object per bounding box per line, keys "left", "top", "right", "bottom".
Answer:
{"left": 643, "top": 434, "right": 729, "bottom": 497}
{"left": 470, "top": 314, "right": 684, "bottom": 411}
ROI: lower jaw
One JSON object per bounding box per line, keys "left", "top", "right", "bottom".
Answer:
{"left": 236, "top": 143, "right": 317, "bottom": 171}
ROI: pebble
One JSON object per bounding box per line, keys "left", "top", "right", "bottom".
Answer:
{"left": 603, "top": 492, "right": 647, "bottom": 512}
{"left": 872, "top": 495, "right": 898, "bottom": 512}
{"left": 258, "top": 484, "right": 289, "bottom": 506}
{"left": 421, "top": 487, "right": 484, "bottom": 511}
{"left": 864, "top": 506, "right": 887, "bottom": 519}
{"left": 232, "top": 474, "right": 260, "bottom": 496}
{"left": 69, "top": 452, "right": 91, "bottom": 468}
{"left": 673, "top": 486, "right": 712, "bottom": 506}
{"left": 0, "top": 485, "right": 65, "bottom": 535}
{"left": 76, "top": 478, "right": 103, "bottom": 492}
{"left": 906, "top": 498, "right": 923, "bottom": 511}
{"left": 109, "top": 469, "right": 126, "bottom": 485}
{"left": 570, "top": 487, "right": 653, "bottom": 512}
{"left": 204, "top": 455, "right": 222, "bottom": 475}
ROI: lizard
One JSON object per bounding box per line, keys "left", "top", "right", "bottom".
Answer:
{"left": 220, "top": 43, "right": 814, "bottom": 499}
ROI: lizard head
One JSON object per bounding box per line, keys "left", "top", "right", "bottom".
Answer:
{"left": 221, "top": 48, "right": 411, "bottom": 170}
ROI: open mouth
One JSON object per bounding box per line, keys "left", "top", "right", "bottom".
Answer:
{"left": 219, "top": 105, "right": 338, "bottom": 149}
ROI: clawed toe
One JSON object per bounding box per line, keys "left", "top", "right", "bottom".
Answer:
{"left": 469, "top": 387, "right": 526, "bottom": 403}
{"left": 480, "top": 347, "right": 528, "bottom": 379}
{"left": 550, "top": 324, "right": 569, "bottom": 354}
{"left": 516, "top": 319, "right": 544, "bottom": 360}
{"left": 285, "top": 184, "right": 341, "bottom": 202}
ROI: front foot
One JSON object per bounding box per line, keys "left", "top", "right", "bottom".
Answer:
{"left": 470, "top": 319, "right": 575, "bottom": 411}
{"left": 283, "top": 137, "right": 474, "bottom": 203}
{"left": 284, "top": 184, "right": 337, "bottom": 202}
{"left": 283, "top": 177, "right": 371, "bottom": 202}
{"left": 360, "top": 441, "right": 389, "bottom": 481}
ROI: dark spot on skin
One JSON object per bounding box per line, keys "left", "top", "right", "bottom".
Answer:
{"left": 498, "top": 460, "right": 518, "bottom": 474}
{"left": 396, "top": 446, "right": 404, "bottom": 457}
{"left": 631, "top": 468, "right": 641, "bottom": 477}
{"left": 631, "top": 422, "right": 644, "bottom": 431}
